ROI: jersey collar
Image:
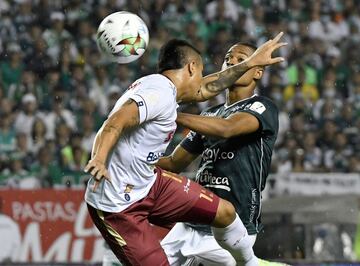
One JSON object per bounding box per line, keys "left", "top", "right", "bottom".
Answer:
{"left": 224, "top": 94, "right": 257, "bottom": 109}
{"left": 158, "top": 74, "right": 178, "bottom": 105}
{"left": 159, "top": 74, "right": 177, "bottom": 90}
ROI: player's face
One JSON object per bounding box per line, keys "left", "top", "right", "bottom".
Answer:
{"left": 186, "top": 56, "right": 204, "bottom": 100}
{"left": 192, "top": 57, "right": 204, "bottom": 87}
{"left": 222, "top": 45, "right": 262, "bottom": 86}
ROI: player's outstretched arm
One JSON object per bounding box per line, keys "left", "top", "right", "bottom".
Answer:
{"left": 195, "top": 32, "right": 286, "bottom": 101}
{"left": 84, "top": 99, "right": 140, "bottom": 191}
{"left": 176, "top": 112, "right": 259, "bottom": 138}
{"left": 157, "top": 145, "right": 198, "bottom": 173}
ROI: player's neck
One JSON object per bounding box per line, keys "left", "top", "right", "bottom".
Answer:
{"left": 226, "top": 86, "right": 255, "bottom": 106}
{"left": 161, "top": 71, "right": 185, "bottom": 102}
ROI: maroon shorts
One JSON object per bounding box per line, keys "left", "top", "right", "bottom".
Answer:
{"left": 87, "top": 167, "right": 220, "bottom": 266}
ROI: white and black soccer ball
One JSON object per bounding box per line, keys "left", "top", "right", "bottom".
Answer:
{"left": 96, "top": 11, "right": 149, "bottom": 64}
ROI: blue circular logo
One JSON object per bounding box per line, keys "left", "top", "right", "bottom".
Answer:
{"left": 125, "top": 193, "right": 130, "bottom": 201}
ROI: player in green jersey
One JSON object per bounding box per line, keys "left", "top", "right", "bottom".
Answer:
{"left": 158, "top": 43, "right": 281, "bottom": 266}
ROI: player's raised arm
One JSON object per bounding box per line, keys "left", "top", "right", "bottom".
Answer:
{"left": 176, "top": 112, "right": 259, "bottom": 138}
{"left": 195, "top": 32, "right": 286, "bottom": 101}
{"left": 84, "top": 99, "right": 140, "bottom": 190}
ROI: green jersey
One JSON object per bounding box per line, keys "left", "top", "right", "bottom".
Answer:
{"left": 181, "top": 95, "right": 279, "bottom": 234}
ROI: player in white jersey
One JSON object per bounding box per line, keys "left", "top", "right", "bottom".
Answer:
{"left": 85, "top": 73, "right": 178, "bottom": 212}
{"left": 84, "top": 35, "right": 286, "bottom": 266}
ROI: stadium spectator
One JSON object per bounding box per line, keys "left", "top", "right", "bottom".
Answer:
{"left": 205, "top": 0, "right": 240, "bottom": 23}
{"left": 89, "top": 64, "right": 111, "bottom": 116}
{"left": 11, "top": 132, "right": 33, "bottom": 170}
{"left": 324, "top": 132, "right": 353, "bottom": 172}
{"left": 112, "top": 65, "right": 133, "bottom": 93}
{"left": 24, "top": 37, "right": 52, "bottom": 79}
{"left": 0, "top": 44, "right": 24, "bottom": 91}
{"left": 0, "top": 98, "right": 14, "bottom": 120}
{"left": 303, "top": 132, "right": 323, "bottom": 172}
{"left": 29, "top": 118, "right": 47, "bottom": 155}
{"left": 14, "top": 93, "right": 42, "bottom": 137}
{"left": 80, "top": 114, "right": 96, "bottom": 154}
{"left": 43, "top": 94, "right": 76, "bottom": 139}
{"left": 8, "top": 69, "right": 44, "bottom": 104}
{"left": 0, "top": 114, "right": 16, "bottom": 162}
{"left": 61, "top": 132, "right": 88, "bottom": 171}
{"left": 30, "top": 146, "right": 62, "bottom": 187}
{"left": 42, "top": 11, "right": 72, "bottom": 62}
{"left": 0, "top": 156, "right": 30, "bottom": 188}
{"left": 54, "top": 122, "right": 71, "bottom": 154}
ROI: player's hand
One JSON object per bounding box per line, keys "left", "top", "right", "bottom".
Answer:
{"left": 247, "top": 32, "right": 287, "bottom": 67}
{"left": 84, "top": 158, "right": 111, "bottom": 192}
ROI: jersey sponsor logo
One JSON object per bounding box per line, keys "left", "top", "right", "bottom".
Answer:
{"left": 197, "top": 170, "right": 231, "bottom": 192}
{"left": 146, "top": 152, "right": 164, "bottom": 162}
{"left": 202, "top": 148, "right": 234, "bottom": 162}
{"left": 248, "top": 101, "right": 266, "bottom": 114}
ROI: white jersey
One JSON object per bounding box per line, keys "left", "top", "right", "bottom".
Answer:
{"left": 85, "top": 74, "right": 177, "bottom": 212}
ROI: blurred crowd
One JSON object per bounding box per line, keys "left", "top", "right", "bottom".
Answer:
{"left": 0, "top": 0, "right": 360, "bottom": 188}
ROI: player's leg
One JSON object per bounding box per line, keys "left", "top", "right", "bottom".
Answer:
{"left": 182, "top": 231, "right": 236, "bottom": 266}
{"left": 161, "top": 223, "right": 194, "bottom": 265}
{"left": 150, "top": 168, "right": 258, "bottom": 266}
{"left": 211, "top": 198, "right": 259, "bottom": 266}
{"left": 102, "top": 225, "right": 174, "bottom": 266}
{"left": 183, "top": 234, "right": 257, "bottom": 266}
{"left": 87, "top": 203, "right": 169, "bottom": 266}
{"left": 161, "top": 222, "right": 236, "bottom": 266}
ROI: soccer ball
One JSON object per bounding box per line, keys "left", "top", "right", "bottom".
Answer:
{"left": 96, "top": 11, "right": 149, "bottom": 64}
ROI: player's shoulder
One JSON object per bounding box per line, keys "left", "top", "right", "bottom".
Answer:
{"left": 139, "top": 74, "right": 175, "bottom": 88}
{"left": 251, "top": 95, "right": 279, "bottom": 112}
{"left": 200, "top": 103, "right": 224, "bottom": 116}
{"left": 134, "top": 74, "right": 176, "bottom": 96}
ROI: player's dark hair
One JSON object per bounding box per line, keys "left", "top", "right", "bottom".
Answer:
{"left": 158, "top": 39, "right": 201, "bottom": 73}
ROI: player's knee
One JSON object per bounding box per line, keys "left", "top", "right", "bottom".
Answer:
{"left": 211, "top": 199, "right": 236, "bottom": 228}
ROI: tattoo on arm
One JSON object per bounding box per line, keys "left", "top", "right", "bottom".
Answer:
{"left": 204, "top": 61, "right": 250, "bottom": 93}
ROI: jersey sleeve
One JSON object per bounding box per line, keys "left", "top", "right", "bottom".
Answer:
{"left": 180, "top": 130, "right": 205, "bottom": 154}
{"left": 129, "top": 86, "right": 174, "bottom": 124}
{"left": 241, "top": 100, "right": 279, "bottom": 135}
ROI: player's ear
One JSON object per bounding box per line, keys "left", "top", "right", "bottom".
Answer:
{"left": 254, "top": 67, "right": 264, "bottom": 80}
{"left": 188, "top": 61, "right": 196, "bottom": 77}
